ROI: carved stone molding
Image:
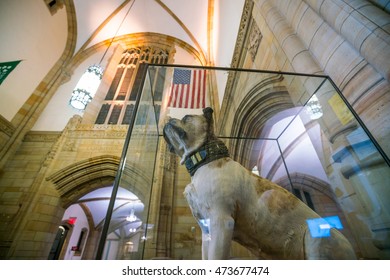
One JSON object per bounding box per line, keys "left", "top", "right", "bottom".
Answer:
{"left": 248, "top": 19, "right": 262, "bottom": 62}
{"left": 230, "top": 0, "right": 254, "bottom": 69}
{"left": 0, "top": 115, "right": 15, "bottom": 137}
{"left": 220, "top": 0, "right": 254, "bottom": 131}
{"left": 68, "top": 124, "right": 129, "bottom": 139}
{"left": 66, "top": 129, "right": 128, "bottom": 139}
{"left": 23, "top": 131, "right": 61, "bottom": 142}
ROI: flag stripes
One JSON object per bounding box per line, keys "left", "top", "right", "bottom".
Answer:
{"left": 168, "top": 69, "right": 206, "bottom": 108}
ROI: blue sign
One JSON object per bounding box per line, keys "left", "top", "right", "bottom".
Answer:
{"left": 306, "top": 216, "right": 343, "bottom": 238}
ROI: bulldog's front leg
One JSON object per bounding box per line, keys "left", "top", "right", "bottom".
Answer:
{"left": 201, "top": 231, "right": 210, "bottom": 260}
{"left": 208, "top": 214, "right": 235, "bottom": 259}
{"left": 195, "top": 217, "right": 211, "bottom": 259}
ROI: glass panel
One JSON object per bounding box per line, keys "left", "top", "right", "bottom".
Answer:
{"left": 99, "top": 66, "right": 159, "bottom": 260}
{"left": 300, "top": 80, "right": 390, "bottom": 259}
{"left": 277, "top": 77, "right": 390, "bottom": 259}
{"left": 101, "top": 65, "right": 390, "bottom": 260}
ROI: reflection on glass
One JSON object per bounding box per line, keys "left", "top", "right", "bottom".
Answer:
{"left": 100, "top": 65, "right": 390, "bottom": 260}
{"left": 307, "top": 216, "right": 344, "bottom": 238}
{"left": 305, "top": 94, "right": 323, "bottom": 120}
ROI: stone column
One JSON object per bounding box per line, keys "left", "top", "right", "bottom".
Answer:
{"left": 302, "top": 0, "right": 390, "bottom": 81}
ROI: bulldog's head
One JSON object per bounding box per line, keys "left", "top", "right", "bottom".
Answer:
{"left": 163, "top": 107, "right": 215, "bottom": 164}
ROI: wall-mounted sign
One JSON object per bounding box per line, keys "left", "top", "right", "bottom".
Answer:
{"left": 0, "top": 60, "right": 21, "bottom": 85}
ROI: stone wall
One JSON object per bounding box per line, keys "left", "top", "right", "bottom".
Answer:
{"left": 0, "top": 130, "right": 60, "bottom": 258}
{"left": 0, "top": 115, "right": 129, "bottom": 259}
{"left": 246, "top": 0, "right": 390, "bottom": 156}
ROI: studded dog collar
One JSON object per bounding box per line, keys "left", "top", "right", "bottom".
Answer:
{"left": 184, "top": 139, "right": 230, "bottom": 176}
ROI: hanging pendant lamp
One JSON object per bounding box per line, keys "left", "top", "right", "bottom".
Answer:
{"left": 69, "top": 65, "right": 103, "bottom": 110}
{"left": 69, "top": 0, "right": 135, "bottom": 110}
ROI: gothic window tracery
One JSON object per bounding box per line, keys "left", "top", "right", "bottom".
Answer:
{"left": 95, "top": 46, "right": 171, "bottom": 125}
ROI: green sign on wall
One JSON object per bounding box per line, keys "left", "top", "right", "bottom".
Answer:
{"left": 0, "top": 60, "right": 21, "bottom": 85}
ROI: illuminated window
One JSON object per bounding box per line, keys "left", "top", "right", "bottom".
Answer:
{"left": 95, "top": 47, "right": 170, "bottom": 125}
{"left": 95, "top": 104, "right": 111, "bottom": 124}
{"left": 74, "top": 228, "right": 88, "bottom": 256}
{"left": 122, "top": 104, "right": 134, "bottom": 125}
{"left": 108, "top": 104, "right": 123, "bottom": 124}
{"left": 293, "top": 188, "right": 315, "bottom": 210}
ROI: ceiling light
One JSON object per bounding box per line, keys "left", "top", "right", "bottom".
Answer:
{"left": 306, "top": 94, "right": 323, "bottom": 120}
{"left": 69, "top": 0, "right": 135, "bottom": 110}
{"left": 69, "top": 65, "right": 103, "bottom": 110}
{"left": 126, "top": 208, "right": 137, "bottom": 222}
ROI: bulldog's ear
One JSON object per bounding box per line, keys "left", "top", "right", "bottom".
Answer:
{"left": 203, "top": 107, "right": 215, "bottom": 137}
{"left": 203, "top": 107, "right": 213, "bottom": 122}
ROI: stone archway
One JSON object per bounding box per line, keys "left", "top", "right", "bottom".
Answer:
{"left": 46, "top": 154, "right": 153, "bottom": 259}
{"left": 47, "top": 155, "right": 120, "bottom": 207}
{"left": 227, "top": 77, "right": 294, "bottom": 168}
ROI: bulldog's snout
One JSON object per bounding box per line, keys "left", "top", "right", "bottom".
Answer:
{"left": 162, "top": 122, "right": 173, "bottom": 140}
{"left": 164, "top": 119, "right": 186, "bottom": 138}
{"left": 163, "top": 119, "right": 187, "bottom": 155}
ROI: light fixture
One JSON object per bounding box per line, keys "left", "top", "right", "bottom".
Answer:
{"left": 125, "top": 208, "right": 137, "bottom": 222}
{"left": 69, "top": 0, "right": 135, "bottom": 110}
{"left": 306, "top": 94, "right": 323, "bottom": 120}
{"left": 69, "top": 65, "right": 103, "bottom": 110}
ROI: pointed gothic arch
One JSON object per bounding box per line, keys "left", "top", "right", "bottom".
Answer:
{"left": 228, "top": 76, "right": 295, "bottom": 169}
{"left": 47, "top": 154, "right": 151, "bottom": 208}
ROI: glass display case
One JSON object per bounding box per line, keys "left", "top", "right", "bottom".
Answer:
{"left": 96, "top": 64, "right": 390, "bottom": 260}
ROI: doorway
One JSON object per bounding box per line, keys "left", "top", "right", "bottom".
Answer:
{"left": 48, "top": 225, "right": 69, "bottom": 259}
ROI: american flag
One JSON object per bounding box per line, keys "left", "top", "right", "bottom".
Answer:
{"left": 168, "top": 69, "right": 206, "bottom": 108}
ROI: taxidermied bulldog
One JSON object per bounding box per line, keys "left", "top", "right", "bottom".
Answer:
{"left": 163, "top": 107, "right": 356, "bottom": 260}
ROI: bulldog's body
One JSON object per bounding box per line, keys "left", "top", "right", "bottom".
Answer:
{"left": 163, "top": 108, "right": 356, "bottom": 260}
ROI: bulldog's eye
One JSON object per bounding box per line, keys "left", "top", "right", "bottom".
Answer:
{"left": 182, "top": 115, "right": 191, "bottom": 123}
